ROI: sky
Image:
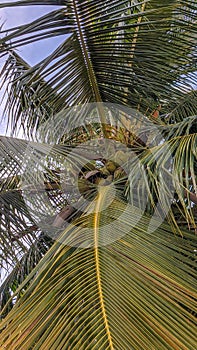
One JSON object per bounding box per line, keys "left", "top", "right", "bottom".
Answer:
{"left": 0, "top": 3, "right": 65, "bottom": 134}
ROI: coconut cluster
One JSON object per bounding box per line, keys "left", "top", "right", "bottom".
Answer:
{"left": 77, "top": 150, "right": 131, "bottom": 196}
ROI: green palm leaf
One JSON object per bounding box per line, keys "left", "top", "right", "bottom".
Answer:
{"left": 0, "top": 52, "right": 66, "bottom": 137}
{"left": 0, "top": 1, "right": 197, "bottom": 348}
{"left": 163, "top": 90, "right": 197, "bottom": 123}
{"left": 0, "top": 135, "right": 99, "bottom": 269}
{"left": 126, "top": 130, "right": 197, "bottom": 232}
{"left": 0, "top": 0, "right": 196, "bottom": 135}
{"left": 0, "top": 232, "right": 53, "bottom": 316}
{"left": 0, "top": 190, "right": 196, "bottom": 349}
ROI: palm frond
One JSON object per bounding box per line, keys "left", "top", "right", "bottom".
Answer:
{"left": 0, "top": 135, "right": 101, "bottom": 268}
{"left": 0, "top": 191, "right": 196, "bottom": 349}
{"left": 0, "top": 0, "right": 196, "bottom": 135}
{"left": 126, "top": 130, "right": 197, "bottom": 232}
{"left": 0, "top": 2, "right": 197, "bottom": 347}
{"left": 0, "top": 0, "right": 64, "bottom": 7}
{"left": 1, "top": 51, "right": 67, "bottom": 137}
{"left": 0, "top": 7, "right": 70, "bottom": 49}
{"left": 159, "top": 115, "right": 197, "bottom": 139}
{"left": 161, "top": 90, "right": 197, "bottom": 124}
{"left": 0, "top": 137, "right": 38, "bottom": 269}
{"left": 34, "top": 103, "right": 197, "bottom": 232}
{"left": 0, "top": 232, "right": 53, "bottom": 317}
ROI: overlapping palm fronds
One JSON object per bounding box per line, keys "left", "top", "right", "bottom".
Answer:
{"left": 0, "top": 0, "right": 196, "bottom": 349}
{"left": 0, "top": 0, "right": 196, "bottom": 133}
{"left": 0, "top": 52, "right": 67, "bottom": 137}
{"left": 0, "top": 197, "right": 196, "bottom": 349}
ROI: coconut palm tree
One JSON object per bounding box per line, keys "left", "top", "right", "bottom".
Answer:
{"left": 0, "top": 1, "right": 197, "bottom": 349}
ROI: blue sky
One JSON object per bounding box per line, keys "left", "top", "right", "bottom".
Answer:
{"left": 0, "top": 4, "right": 64, "bottom": 64}
{"left": 0, "top": 4, "right": 65, "bottom": 134}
